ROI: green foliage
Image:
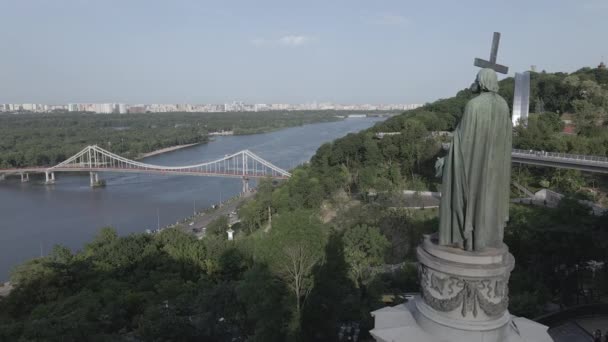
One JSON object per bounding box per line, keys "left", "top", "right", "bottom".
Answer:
{"left": 0, "top": 111, "right": 341, "bottom": 168}
{"left": 301, "top": 233, "right": 362, "bottom": 341}
{"left": 514, "top": 113, "right": 564, "bottom": 151}
{"left": 237, "top": 264, "right": 289, "bottom": 341}
{"left": 343, "top": 224, "right": 390, "bottom": 288}
{"left": 238, "top": 178, "right": 275, "bottom": 233}
{"left": 262, "top": 209, "right": 328, "bottom": 324}
{"left": 505, "top": 203, "right": 606, "bottom": 312}
{"left": 0, "top": 227, "right": 291, "bottom": 341}
{"left": 206, "top": 215, "right": 230, "bottom": 237}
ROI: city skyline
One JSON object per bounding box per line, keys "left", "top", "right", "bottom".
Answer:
{"left": 1, "top": 0, "right": 606, "bottom": 104}
{"left": 0, "top": 101, "right": 423, "bottom": 114}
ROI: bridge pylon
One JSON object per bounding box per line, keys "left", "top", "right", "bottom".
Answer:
{"left": 44, "top": 171, "right": 55, "bottom": 185}
{"left": 89, "top": 172, "right": 104, "bottom": 187}
{"left": 20, "top": 173, "right": 29, "bottom": 182}
{"left": 242, "top": 177, "right": 250, "bottom": 195}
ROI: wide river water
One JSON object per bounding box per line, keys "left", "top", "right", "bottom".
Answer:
{"left": 0, "top": 117, "right": 382, "bottom": 281}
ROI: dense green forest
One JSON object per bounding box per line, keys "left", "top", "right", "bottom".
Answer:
{"left": 0, "top": 111, "right": 342, "bottom": 168}
{"left": 2, "top": 66, "right": 608, "bottom": 341}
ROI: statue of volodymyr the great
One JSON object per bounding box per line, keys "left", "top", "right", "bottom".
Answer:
{"left": 436, "top": 68, "right": 512, "bottom": 252}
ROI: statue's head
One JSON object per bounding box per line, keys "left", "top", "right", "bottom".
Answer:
{"left": 470, "top": 68, "right": 499, "bottom": 93}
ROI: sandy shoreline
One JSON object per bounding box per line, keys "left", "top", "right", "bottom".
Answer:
{"left": 137, "top": 142, "right": 201, "bottom": 160}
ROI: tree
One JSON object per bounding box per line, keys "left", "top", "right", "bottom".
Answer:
{"left": 262, "top": 209, "right": 328, "bottom": 331}
{"left": 155, "top": 228, "right": 207, "bottom": 270}
{"left": 206, "top": 215, "right": 230, "bottom": 237}
{"left": 550, "top": 169, "right": 585, "bottom": 194}
{"left": 301, "top": 233, "right": 360, "bottom": 341}
{"left": 342, "top": 224, "right": 390, "bottom": 288}
{"left": 237, "top": 264, "right": 289, "bottom": 341}
{"left": 239, "top": 199, "right": 264, "bottom": 232}
{"left": 362, "top": 135, "right": 381, "bottom": 166}
{"left": 398, "top": 120, "right": 429, "bottom": 176}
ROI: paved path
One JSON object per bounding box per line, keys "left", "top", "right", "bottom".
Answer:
{"left": 549, "top": 321, "right": 593, "bottom": 342}
{"left": 576, "top": 317, "right": 608, "bottom": 338}
{"left": 393, "top": 191, "right": 440, "bottom": 209}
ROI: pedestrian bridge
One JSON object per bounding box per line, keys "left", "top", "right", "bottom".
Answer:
{"left": 1, "top": 146, "right": 607, "bottom": 189}
{"left": 511, "top": 149, "right": 608, "bottom": 174}
{"left": 0, "top": 145, "right": 291, "bottom": 191}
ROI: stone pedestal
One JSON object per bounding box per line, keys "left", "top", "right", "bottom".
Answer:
{"left": 370, "top": 234, "right": 553, "bottom": 342}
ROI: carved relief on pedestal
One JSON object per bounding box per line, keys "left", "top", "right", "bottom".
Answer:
{"left": 418, "top": 263, "right": 509, "bottom": 319}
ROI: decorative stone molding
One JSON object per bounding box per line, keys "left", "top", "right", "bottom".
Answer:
{"left": 419, "top": 264, "right": 509, "bottom": 318}
{"left": 416, "top": 234, "right": 515, "bottom": 324}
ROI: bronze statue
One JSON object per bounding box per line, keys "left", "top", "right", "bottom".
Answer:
{"left": 437, "top": 68, "right": 512, "bottom": 251}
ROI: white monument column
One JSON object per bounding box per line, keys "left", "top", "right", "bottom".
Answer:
{"left": 513, "top": 72, "right": 531, "bottom": 127}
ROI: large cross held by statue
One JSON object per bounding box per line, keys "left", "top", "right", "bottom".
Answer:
{"left": 474, "top": 32, "right": 509, "bottom": 74}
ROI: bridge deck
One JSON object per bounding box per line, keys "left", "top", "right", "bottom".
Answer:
{"left": 0, "top": 167, "right": 289, "bottom": 179}
{"left": 0, "top": 145, "right": 292, "bottom": 179}
{"left": 512, "top": 149, "right": 608, "bottom": 173}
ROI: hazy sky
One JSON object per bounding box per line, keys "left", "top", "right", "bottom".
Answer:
{"left": 1, "top": 0, "right": 607, "bottom": 104}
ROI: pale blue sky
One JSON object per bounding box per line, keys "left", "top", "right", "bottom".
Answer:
{"left": 1, "top": 0, "right": 607, "bottom": 104}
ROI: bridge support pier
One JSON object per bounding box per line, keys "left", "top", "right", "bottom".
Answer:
{"left": 241, "top": 177, "right": 250, "bottom": 195}
{"left": 45, "top": 171, "right": 55, "bottom": 185}
{"left": 90, "top": 172, "right": 104, "bottom": 187}
{"left": 0, "top": 174, "right": 5, "bottom": 181}
{"left": 20, "top": 173, "right": 29, "bottom": 182}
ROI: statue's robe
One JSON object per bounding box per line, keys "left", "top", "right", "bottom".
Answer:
{"left": 439, "top": 68, "right": 512, "bottom": 251}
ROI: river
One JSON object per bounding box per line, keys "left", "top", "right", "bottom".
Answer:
{"left": 0, "top": 117, "right": 382, "bottom": 281}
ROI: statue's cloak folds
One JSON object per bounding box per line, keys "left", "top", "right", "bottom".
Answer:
{"left": 439, "top": 68, "right": 512, "bottom": 251}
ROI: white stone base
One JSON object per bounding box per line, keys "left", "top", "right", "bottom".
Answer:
{"left": 370, "top": 298, "right": 553, "bottom": 342}
{"left": 370, "top": 234, "right": 554, "bottom": 342}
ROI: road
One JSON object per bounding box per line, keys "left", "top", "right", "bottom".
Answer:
{"left": 175, "top": 191, "right": 254, "bottom": 238}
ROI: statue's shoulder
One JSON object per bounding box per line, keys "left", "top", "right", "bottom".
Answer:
{"left": 466, "top": 93, "right": 508, "bottom": 110}
{"left": 492, "top": 92, "right": 509, "bottom": 106}
{"left": 493, "top": 93, "right": 510, "bottom": 111}
{"left": 464, "top": 94, "right": 485, "bottom": 111}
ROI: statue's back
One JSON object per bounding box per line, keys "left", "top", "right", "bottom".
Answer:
{"left": 438, "top": 69, "right": 512, "bottom": 251}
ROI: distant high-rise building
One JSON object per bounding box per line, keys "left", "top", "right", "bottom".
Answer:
{"left": 128, "top": 105, "right": 146, "bottom": 114}
{"left": 21, "top": 104, "right": 35, "bottom": 111}
{"left": 117, "top": 103, "right": 127, "bottom": 114}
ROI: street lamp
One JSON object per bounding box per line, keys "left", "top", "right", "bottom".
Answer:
{"left": 157, "top": 208, "right": 160, "bottom": 230}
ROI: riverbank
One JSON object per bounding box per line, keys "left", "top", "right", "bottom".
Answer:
{"left": 134, "top": 119, "right": 345, "bottom": 160}
{"left": 134, "top": 119, "right": 344, "bottom": 160}
{"left": 137, "top": 143, "right": 201, "bottom": 159}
